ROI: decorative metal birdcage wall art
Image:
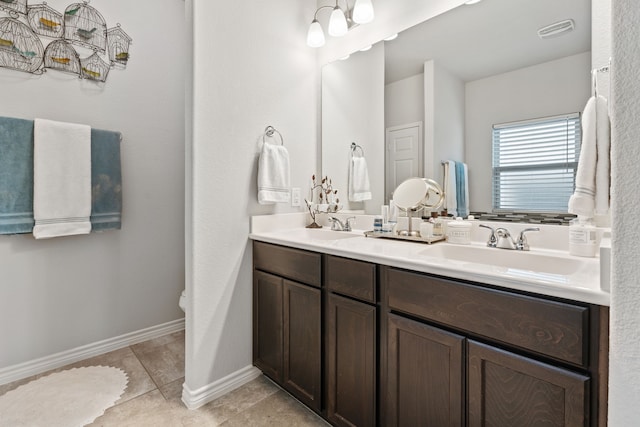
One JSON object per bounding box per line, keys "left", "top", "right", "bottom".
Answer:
{"left": 80, "top": 50, "right": 108, "bottom": 82}
{"left": 0, "top": 17, "right": 43, "bottom": 73}
{"left": 43, "top": 39, "right": 79, "bottom": 74}
{"left": 106, "top": 24, "right": 130, "bottom": 67}
{"left": 63, "top": 2, "right": 106, "bottom": 52}
{"left": 0, "top": 0, "right": 132, "bottom": 83}
{"left": 28, "top": 3, "right": 63, "bottom": 38}
{"left": 0, "top": 0, "right": 27, "bottom": 16}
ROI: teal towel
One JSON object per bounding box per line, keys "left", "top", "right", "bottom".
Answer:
{"left": 0, "top": 117, "right": 122, "bottom": 235}
{"left": 90, "top": 128, "right": 122, "bottom": 231}
{"left": 455, "top": 161, "right": 468, "bottom": 218}
{"left": 0, "top": 117, "right": 35, "bottom": 234}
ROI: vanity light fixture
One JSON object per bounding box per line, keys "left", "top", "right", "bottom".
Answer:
{"left": 359, "top": 44, "right": 373, "bottom": 52}
{"left": 383, "top": 33, "right": 398, "bottom": 41}
{"left": 307, "top": 0, "right": 375, "bottom": 48}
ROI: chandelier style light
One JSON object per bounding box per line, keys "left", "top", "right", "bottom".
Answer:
{"left": 307, "top": 0, "right": 375, "bottom": 48}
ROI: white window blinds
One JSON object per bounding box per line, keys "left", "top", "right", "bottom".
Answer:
{"left": 492, "top": 113, "right": 581, "bottom": 212}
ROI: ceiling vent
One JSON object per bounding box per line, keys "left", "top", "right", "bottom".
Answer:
{"left": 537, "top": 19, "right": 575, "bottom": 39}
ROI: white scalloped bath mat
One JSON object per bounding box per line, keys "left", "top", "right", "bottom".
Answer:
{"left": 0, "top": 366, "right": 128, "bottom": 427}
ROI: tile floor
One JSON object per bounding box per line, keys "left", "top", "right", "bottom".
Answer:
{"left": 0, "top": 330, "right": 329, "bottom": 426}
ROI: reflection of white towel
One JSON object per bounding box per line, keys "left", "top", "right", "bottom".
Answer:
{"left": 444, "top": 160, "right": 457, "bottom": 216}
{"left": 349, "top": 156, "right": 372, "bottom": 202}
{"left": 569, "top": 95, "right": 610, "bottom": 217}
{"left": 33, "top": 118, "right": 92, "bottom": 239}
{"left": 258, "top": 142, "right": 290, "bottom": 204}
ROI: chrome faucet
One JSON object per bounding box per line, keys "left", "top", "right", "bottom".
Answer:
{"left": 328, "top": 216, "right": 355, "bottom": 232}
{"left": 479, "top": 224, "right": 539, "bottom": 251}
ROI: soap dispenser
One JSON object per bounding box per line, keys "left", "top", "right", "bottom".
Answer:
{"left": 569, "top": 216, "right": 598, "bottom": 257}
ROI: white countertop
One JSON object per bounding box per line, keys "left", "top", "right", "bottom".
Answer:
{"left": 249, "top": 213, "right": 610, "bottom": 306}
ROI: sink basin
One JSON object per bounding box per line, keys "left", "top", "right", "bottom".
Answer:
{"left": 420, "top": 244, "right": 584, "bottom": 276}
{"left": 278, "top": 228, "right": 362, "bottom": 242}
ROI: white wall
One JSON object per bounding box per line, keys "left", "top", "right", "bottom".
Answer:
{"left": 0, "top": 0, "right": 185, "bottom": 370}
{"left": 609, "top": 0, "right": 640, "bottom": 423}
{"left": 187, "top": 0, "right": 317, "bottom": 405}
{"left": 385, "top": 73, "right": 424, "bottom": 129}
{"left": 465, "top": 52, "right": 591, "bottom": 212}
{"left": 430, "top": 61, "right": 465, "bottom": 183}
{"left": 322, "top": 43, "right": 385, "bottom": 213}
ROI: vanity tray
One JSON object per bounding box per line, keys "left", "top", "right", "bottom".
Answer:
{"left": 364, "top": 230, "right": 445, "bottom": 244}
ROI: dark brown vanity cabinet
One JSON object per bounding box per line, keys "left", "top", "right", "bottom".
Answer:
{"left": 382, "top": 266, "right": 609, "bottom": 427}
{"left": 386, "top": 313, "right": 465, "bottom": 426}
{"left": 253, "top": 241, "right": 608, "bottom": 427}
{"left": 253, "top": 242, "right": 322, "bottom": 412}
{"left": 325, "top": 255, "right": 377, "bottom": 427}
{"left": 467, "top": 341, "right": 589, "bottom": 427}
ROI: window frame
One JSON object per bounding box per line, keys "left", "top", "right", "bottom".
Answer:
{"left": 491, "top": 113, "right": 581, "bottom": 213}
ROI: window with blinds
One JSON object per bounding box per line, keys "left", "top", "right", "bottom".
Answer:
{"left": 492, "top": 113, "right": 581, "bottom": 212}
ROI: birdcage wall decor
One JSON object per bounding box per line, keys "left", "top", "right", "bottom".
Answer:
{"left": 107, "top": 24, "right": 131, "bottom": 67}
{"left": 0, "top": 0, "right": 27, "bottom": 16}
{"left": 64, "top": 2, "right": 107, "bottom": 53}
{"left": 0, "top": 0, "right": 132, "bottom": 82}
{"left": 80, "top": 50, "right": 108, "bottom": 82}
{"left": 28, "top": 3, "right": 63, "bottom": 39}
{"left": 0, "top": 17, "right": 44, "bottom": 73}
{"left": 43, "top": 39, "right": 80, "bottom": 74}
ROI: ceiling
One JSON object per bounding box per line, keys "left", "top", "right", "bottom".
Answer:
{"left": 384, "top": 0, "right": 591, "bottom": 84}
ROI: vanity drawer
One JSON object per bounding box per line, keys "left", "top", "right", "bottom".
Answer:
{"left": 325, "top": 255, "right": 376, "bottom": 303}
{"left": 253, "top": 241, "right": 321, "bottom": 288}
{"left": 385, "top": 267, "right": 588, "bottom": 367}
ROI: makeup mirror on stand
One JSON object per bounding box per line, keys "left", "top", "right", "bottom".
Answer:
{"left": 393, "top": 178, "right": 444, "bottom": 236}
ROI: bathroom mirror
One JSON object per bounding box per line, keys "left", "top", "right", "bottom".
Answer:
{"left": 321, "top": 0, "right": 591, "bottom": 216}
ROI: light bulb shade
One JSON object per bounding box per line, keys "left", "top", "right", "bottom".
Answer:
{"left": 328, "top": 6, "right": 348, "bottom": 37}
{"left": 353, "top": 0, "right": 375, "bottom": 24}
{"left": 307, "top": 20, "right": 325, "bottom": 47}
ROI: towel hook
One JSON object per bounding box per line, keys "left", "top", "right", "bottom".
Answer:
{"left": 350, "top": 142, "right": 364, "bottom": 157}
{"left": 263, "top": 126, "right": 284, "bottom": 145}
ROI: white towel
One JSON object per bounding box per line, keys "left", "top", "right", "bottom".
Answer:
{"left": 568, "top": 95, "right": 611, "bottom": 217}
{"left": 33, "top": 118, "right": 92, "bottom": 239}
{"left": 443, "top": 160, "right": 457, "bottom": 216}
{"left": 348, "top": 156, "right": 372, "bottom": 202}
{"left": 258, "top": 142, "right": 290, "bottom": 204}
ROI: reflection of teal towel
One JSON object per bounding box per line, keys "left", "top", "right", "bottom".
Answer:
{"left": 0, "top": 117, "right": 122, "bottom": 234}
{"left": 90, "top": 128, "right": 122, "bottom": 231}
{"left": 455, "top": 161, "right": 468, "bottom": 218}
{"left": 0, "top": 117, "right": 35, "bottom": 234}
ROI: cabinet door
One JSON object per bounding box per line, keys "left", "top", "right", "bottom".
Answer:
{"left": 253, "top": 270, "right": 283, "bottom": 382}
{"left": 283, "top": 280, "right": 322, "bottom": 412}
{"left": 386, "top": 313, "right": 465, "bottom": 427}
{"left": 326, "top": 293, "right": 376, "bottom": 427}
{"left": 468, "top": 341, "right": 589, "bottom": 427}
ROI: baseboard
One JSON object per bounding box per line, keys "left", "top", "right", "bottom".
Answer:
{"left": 181, "top": 365, "right": 261, "bottom": 410}
{"left": 0, "top": 318, "right": 185, "bottom": 386}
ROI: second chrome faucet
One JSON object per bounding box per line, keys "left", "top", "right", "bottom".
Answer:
{"left": 479, "top": 224, "right": 540, "bottom": 251}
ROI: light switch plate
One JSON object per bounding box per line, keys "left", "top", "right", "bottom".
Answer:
{"left": 291, "top": 188, "right": 301, "bottom": 207}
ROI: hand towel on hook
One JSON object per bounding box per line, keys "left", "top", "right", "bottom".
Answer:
{"left": 258, "top": 141, "right": 290, "bottom": 204}
{"left": 33, "top": 118, "right": 92, "bottom": 239}
{"left": 568, "top": 95, "right": 610, "bottom": 217}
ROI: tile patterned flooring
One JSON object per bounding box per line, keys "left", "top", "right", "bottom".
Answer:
{"left": 0, "top": 330, "right": 329, "bottom": 426}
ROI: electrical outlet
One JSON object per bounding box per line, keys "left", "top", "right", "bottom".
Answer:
{"left": 291, "top": 188, "right": 301, "bottom": 207}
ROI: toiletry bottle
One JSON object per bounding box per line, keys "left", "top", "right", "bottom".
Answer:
{"left": 373, "top": 216, "right": 383, "bottom": 232}
{"left": 388, "top": 200, "right": 398, "bottom": 233}
{"left": 569, "top": 217, "right": 598, "bottom": 257}
{"left": 381, "top": 205, "right": 391, "bottom": 232}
